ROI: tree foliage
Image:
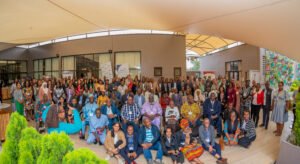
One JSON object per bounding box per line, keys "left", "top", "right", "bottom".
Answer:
{"left": 37, "top": 132, "right": 74, "bottom": 164}
{"left": 62, "top": 148, "right": 108, "bottom": 164}
{"left": 18, "top": 127, "right": 42, "bottom": 164}
{"left": 0, "top": 112, "right": 27, "bottom": 164}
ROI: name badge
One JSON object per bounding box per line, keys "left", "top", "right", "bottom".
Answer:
{"left": 210, "top": 108, "right": 214, "bottom": 112}
{"left": 129, "top": 111, "right": 133, "bottom": 115}
{"left": 205, "top": 138, "right": 210, "bottom": 143}
{"left": 89, "top": 112, "right": 93, "bottom": 117}
{"left": 188, "top": 111, "right": 192, "bottom": 115}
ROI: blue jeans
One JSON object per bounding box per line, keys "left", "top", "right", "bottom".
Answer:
{"left": 202, "top": 143, "right": 222, "bottom": 160}
{"left": 211, "top": 117, "right": 222, "bottom": 135}
{"left": 143, "top": 142, "right": 163, "bottom": 161}
{"left": 81, "top": 120, "right": 89, "bottom": 135}
{"left": 120, "top": 147, "right": 143, "bottom": 163}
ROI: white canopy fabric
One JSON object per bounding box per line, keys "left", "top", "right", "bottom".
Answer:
{"left": 0, "top": 0, "right": 299, "bottom": 61}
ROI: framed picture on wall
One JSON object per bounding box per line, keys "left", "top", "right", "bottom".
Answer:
{"left": 174, "top": 67, "right": 181, "bottom": 77}
{"left": 154, "top": 67, "right": 162, "bottom": 76}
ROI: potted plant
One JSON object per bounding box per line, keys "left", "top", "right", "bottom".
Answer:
{"left": 276, "top": 80, "right": 300, "bottom": 164}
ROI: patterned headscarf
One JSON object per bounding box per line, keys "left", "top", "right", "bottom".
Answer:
{"left": 180, "top": 118, "right": 189, "bottom": 129}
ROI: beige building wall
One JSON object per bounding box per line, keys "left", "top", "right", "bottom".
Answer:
{"left": 0, "top": 34, "right": 186, "bottom": 78}
{"left": 199, "top": 44, "right": 260, "bottom": 80}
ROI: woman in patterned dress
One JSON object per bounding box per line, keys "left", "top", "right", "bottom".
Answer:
{"left": 23, "top": 80, "right": 34, "bottom": 120}
{"left": 14, "top": 82, "right": 24, "bottom": 115}
{"left": 271, "top": 81, "right": 290, "bottom": 136}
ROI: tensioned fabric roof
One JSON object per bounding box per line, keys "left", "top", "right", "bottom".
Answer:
{"left": 185, "top": 34, "right": 236, "bottom": 55}
{"left": 0, "top": 0, "right": 299, "bottom": 61}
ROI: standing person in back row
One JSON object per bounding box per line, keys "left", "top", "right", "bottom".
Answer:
{"left": 271, "top": 81, "right": 290, "bottom": 136}
{"left": 260, "top": 81, "right": 273, "bottom": 129}
{"left": 251, "top": 83, "right": 264, "bottom": 128}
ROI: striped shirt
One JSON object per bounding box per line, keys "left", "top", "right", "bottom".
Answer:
{"left": 241, "top": 119, "right": 256, "bottom": 139}
{"left": 144, "top": 127, "right": 154, "bottom": 143}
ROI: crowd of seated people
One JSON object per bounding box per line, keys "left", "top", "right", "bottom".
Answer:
{"left": 9, "top": 74, "right": 292, "bottom": 164}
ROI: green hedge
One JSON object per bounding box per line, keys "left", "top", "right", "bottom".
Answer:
{"left": 63, "top": 148, "right": 108, "bottom": 164}
{"left": 0, "top": 112, "right": 106, "bottom": 163}
{"left": 0, "top": 112, "right": 27, "bottom": 164}
{"left": 294, "top": 93, "right": 300, "bottom": 146}
{"left": 18, "top": 127, "right": 42, "bottom": 164}
{"left": 37, "top": 132, "right": 74, "bottom": 164}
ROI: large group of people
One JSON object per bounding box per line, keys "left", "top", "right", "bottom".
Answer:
{"left": 8, "top": 74, "right": 294, "bottom": 164}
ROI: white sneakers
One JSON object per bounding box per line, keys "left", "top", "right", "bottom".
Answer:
{"left": 105, "top": 155, "right": 111, "bottom": 161}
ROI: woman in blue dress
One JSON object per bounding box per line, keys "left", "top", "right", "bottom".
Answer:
{"left": 271, "top": 81, "right": 290, "bottom": 136}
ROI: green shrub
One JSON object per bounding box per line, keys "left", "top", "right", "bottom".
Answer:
{"left": 62, "top": 148, "right": 108, "bottom": 164}
{"left": 294, "top": 93, "right": 300, "bottom": 146}
{"left": 37, "top": 132, "right": 74, "bottom": 164}
{"left": 18, "top": 127, "right": 42, "bottom": 164}
{"left": 0, "top": 112, "right": 27, "bottom": 164}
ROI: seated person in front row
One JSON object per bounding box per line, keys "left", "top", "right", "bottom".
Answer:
{"left": 138, "top": 117, "right": 163, "bottom": 164}
{"left": 203, "top": 91, "right": 222, "bottom": 137}
{"left": 161, "top": 127, "right": 184, "bottom": 164}
{"left": 80, "top": 95, "right": 98, "bottom": 139}
{"left": 165, "top": 100, "right": 180, "bottom": 132}
{"left": 181, "top": 95, "right": 202, "bottom": 133}
{"left": 104, "top": 122, "right": 126, "bottom": 163}
{"left": 176, "top": 119, "right": 203, "bottom": 164}
{"left": 42, "top": 104, "right": 81, "bottom": 134}
{"left": 199, "top": 118, "right": 228, "bottom": 164}
{"left": 224, "top": 111, "right": 240, "bottom": 146}
{"left": 238, "top": 109, "right": 256, "bottom": 148}
{"left": 101, "top": 99, "right": 120, "bottom": 129}
{"left": 120, "top": 124, "right": 143, "bottom": 164}
{"left": 141, "top": 94, "right": 162, "bottom": 129}
{"left": 35, "top": 94, "right": 51, "bottom": 132}
{"left": 223, "top": 102, "right": 239, "bottom": 122}
{"left": 86, "top": 108, "right": 109, "bottom": 145}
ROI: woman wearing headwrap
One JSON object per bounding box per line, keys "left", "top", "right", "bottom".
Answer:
{"left": 38, "top": 82, "right": 52, "bottom": 102}
{"left": 175, "top": 119, "right": 204, "bottom": 164}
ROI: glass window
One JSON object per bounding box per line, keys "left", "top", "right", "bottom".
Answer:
{"left": 52, "top": 71, "right": 59, "bottom": 78}
{"left": 225, "top": 60, "right": 242, "bottom": 80}
{"left": 94, "top": 53, "right": 111, "bottom": 78}
{"left": 0, "top": 60, "right": 27, "bottom": 84}
{"left": 45, "top": 59, "right": 52, "bottom": 71}
{"left": 34, "top": 60, "right": 39, "bottom": 72}
{"left": 38, "top": 60, "right": 43, "bottom": 72}
{"left": 19, "top": 61, "right": 27, "bottom": 72}
{"left": 52, "top": 58, "right": 59, "bottom": 71}
{"left": 62, "top": 56, "right": 75, "bottom": 70}
{"left": 115, "top": 52, "right": 141, "bottom": 77}
{"left": 115, "top": 52, "right": 141, "bottom": 69}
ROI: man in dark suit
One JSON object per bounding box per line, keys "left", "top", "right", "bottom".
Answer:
{"left": 203, "top": 91, "right": 222, "bottom": 137}
{"left": 77, "top": 89, "right": 87, "bottom": 111}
